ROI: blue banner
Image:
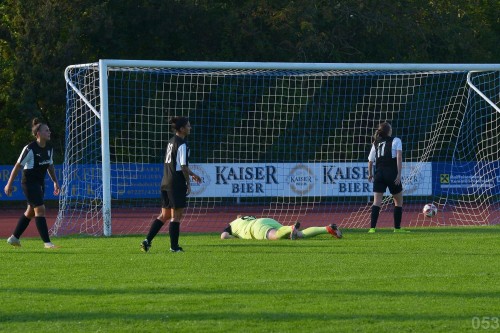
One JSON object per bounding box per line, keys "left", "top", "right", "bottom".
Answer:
{"left": 2, "top": 162, "right": 498, "bottom": 201}
{"left": 0, "top": 165, "right": 64, "bottom": 201}
{"left": 53, "top": 164, "right": 163, "bottom": 200}
{"left": 433, "top": 162, "right": 500, "bottom": 195}
{"left": 0, "top": 164, "right": 163, "bottom": 201}
{"left": 110, "top": 164, "right": 162, "bottom": 198}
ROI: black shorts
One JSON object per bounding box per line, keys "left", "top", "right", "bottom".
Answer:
{"left": 373, "top": 168, "right": 403, "bottom": 195}
{"left": 160, "top": 183, "right": 187, "bottom": 209}
{"left": 22, "top": 183, "right": 45, "bottom": 207}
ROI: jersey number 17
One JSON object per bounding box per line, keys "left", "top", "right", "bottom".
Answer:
{"left": 376, "top": 142, "right": 386, "bottom": 158}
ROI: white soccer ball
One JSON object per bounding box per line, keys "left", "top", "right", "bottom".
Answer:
{"left": 423, "top": 203, "right": 438, "bottom": 217}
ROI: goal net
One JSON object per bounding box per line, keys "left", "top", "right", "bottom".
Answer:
{"left": 53, "top": 61, "right": 500, "bottom": 236}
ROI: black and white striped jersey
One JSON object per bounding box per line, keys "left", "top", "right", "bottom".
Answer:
{"left": 17, "top": 141, "right": 54, "bottom": 185}
{"left": 161, "top": 135, "right": 190, "bottom": 191}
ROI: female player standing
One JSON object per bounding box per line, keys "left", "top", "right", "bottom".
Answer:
{"left": 4, "top": 118, "right": 61, "bottom": 248}
{"left": 141, "top": 116, "right": 201, "bottom": 253}
{"left": 367, "top": 122, "right": 409, "bottom": 233}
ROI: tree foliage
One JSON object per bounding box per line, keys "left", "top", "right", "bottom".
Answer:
{"left": 0, "top": 0, "right": 498, "bottom": 163}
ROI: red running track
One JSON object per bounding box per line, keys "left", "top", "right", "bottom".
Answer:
{"left": 0, "top": 203, "right": 498, "bottom": 237}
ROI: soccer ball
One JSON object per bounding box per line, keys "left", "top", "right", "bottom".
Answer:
{"left": 422, "top": 203, "right": 438, "bottom": 217}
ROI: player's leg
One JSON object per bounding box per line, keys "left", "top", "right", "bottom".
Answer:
{"left": 7, "top": 205, "right": 34, "bottom": 247}
{"left": 9, "top": 184, "right": 39, "bottom": 247}
{"left": 167, "top": 180, "right": 187, "bottom": 252}
{"left": 169, "top": 207, "right": 184, "bottom": 251}
{"left": 392, "top": 191, "right": 409, "bottom": 232}
{"left": 33, "top": 204, "right": 58, "bottom": 248}
{"left": 255, "top": 219, "right": 286, "bottom": 240}
{"left": 300, "top": 224, "right": 342, "bottom": 239}
{"left": 141, "top": 191, "right": 171, "bottom": 252}
{"left": 274, "top": 221, "right": 301, "bottom": 239}
{"left": 289, "top": 221, "right": 301, "bottom": 239}
{"left": 369, "top": 192, "right": 384, "bottom": 233}
{"left": 393, "top": 191, "right": 403, "bottom": 229}
{"left": 144, "top": 208, "right": 170, "bottom": 242}
{"left": 369, "top": 170, "right": 386, "bottom": 233}
{"left": 299, "top": 227, "right": 328, "bottom": 238}
{"left": 33, "top": 204, "right": 47, "bottom": 242}
{"left": 25, "top": 184, "right": 57, "bottom": 248}
{"left": 387, "top": 172, "right": 407, "bottom": 232}
{"left": 18, "top": 205, "right": 35, "bottom": 237}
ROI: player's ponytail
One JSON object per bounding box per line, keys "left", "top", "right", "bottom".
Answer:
{"left": 170, "top": 116, "right": 189, "bottom": 132}
{"left": 31, "top": 118, "right": 45, "bottom": 137}
{"left": 372, "top": 122, "right": 392, "bottom": 144}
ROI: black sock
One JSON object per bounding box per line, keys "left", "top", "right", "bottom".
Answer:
{"left": 169, "top": 221, "right": 180, "bottom": 249}
{"left": 394, "top": 206, "right": 403, "bottom": 229}
{"left": 371, "top": 205, "right": 381, "bottom": 228}
{"left": 146, "top": 219, "right": 164, "bottom": 243}
{"left": 13, "top": 215, "right": 31, "bottom": 239}
{"left": 35, "top": 216, "right": 51, "bottom": 243}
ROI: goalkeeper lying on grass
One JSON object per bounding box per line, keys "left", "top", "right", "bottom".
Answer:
{"left": 220, "top": 215, "right": 343, "bottom": 240}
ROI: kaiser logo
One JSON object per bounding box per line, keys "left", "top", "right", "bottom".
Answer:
{"left": 189, "top": 165, "right": 210, "bottom": 196}
{"left": 287, "top": 164, "right": 315, "bottom": 195}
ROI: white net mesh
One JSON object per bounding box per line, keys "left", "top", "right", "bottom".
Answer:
{"left": 53, "top": 63, "right": 500, "bottom": 235}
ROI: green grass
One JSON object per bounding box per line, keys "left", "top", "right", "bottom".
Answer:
{"left": 1, "top": 227, "right": 499, "bottom": 332}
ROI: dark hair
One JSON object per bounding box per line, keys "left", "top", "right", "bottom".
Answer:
{"left": 372, "top": 122, "right": 392, "bottom": 144}
{"left": 31, "top": 118, "right": 46, "bottom": 137}
{"left": 170, "top": 116, "right": 189, "bottom": 132}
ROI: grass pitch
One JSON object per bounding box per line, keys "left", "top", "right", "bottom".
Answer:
{"left": 1, "top": 227, "right": 499, "bottom": 332}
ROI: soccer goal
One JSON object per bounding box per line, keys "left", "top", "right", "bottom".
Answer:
{"left": 53, "top": 60, "right": 500, "bottom": 236}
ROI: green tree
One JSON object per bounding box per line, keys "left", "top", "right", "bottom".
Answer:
{"left": 0, "top": 0, "right": 498, "bottom": 165}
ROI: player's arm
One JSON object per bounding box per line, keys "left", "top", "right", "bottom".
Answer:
{"left": 394, "top": 138, "right": 403, "bottom": 185}
{"left": 187, "top": 167, "right": 202, "bottom": 183}
{"left": 4, "top": 163, "right": 22, "bottom": 196}
{"left": 395, "top": 149, "right": 402, "bottom": 185}
{"left": 220, "top": 232, "right": 235, "bottom": 239}
{"left": 178, "top": 144, "right": 201, "bottom": 195}
{"left": 180, "top": 164, "right": 191, "bottom": 193}
{"left": 368, "top": 161, "right": 374, "bottom": 182}
{"left": 47, "top": 164, "right": 61, "bottom": 195}
{"left": 220, "top": 224, "right": 235, "bottom": 239}
{"left": 180, "top": 165, "right": 201, "bottom": 195}
{"left": 367, "top": 145, "right": 375, "bottom": 182}
{"left": 5, "top": 146, "right": 30, "bottom": 196}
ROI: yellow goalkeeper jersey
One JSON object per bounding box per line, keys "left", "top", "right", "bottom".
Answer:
{"left": 229, "top": 216, "right": 283, "bottom": 240}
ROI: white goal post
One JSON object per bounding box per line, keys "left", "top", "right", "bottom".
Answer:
{"left": 55, "top": 60, "right": 500, "bottom": 236}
